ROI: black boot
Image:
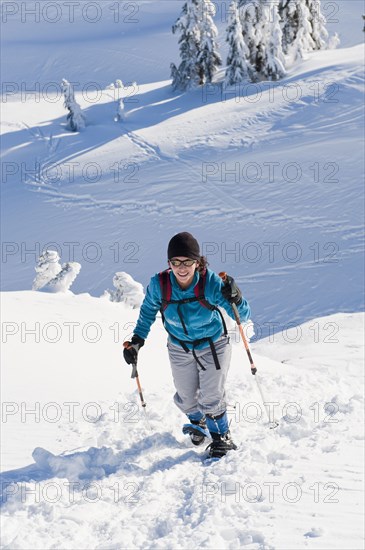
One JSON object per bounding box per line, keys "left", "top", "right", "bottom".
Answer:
{"left": 189, "top": 417, "right": 207, "bottom": 446}
{"left": 206, "top": 431, "right": 237, "bottom": 458}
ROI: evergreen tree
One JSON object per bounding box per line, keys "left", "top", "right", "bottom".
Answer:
{"left": 104, "top": 272, "right": 144, "bottom": 308}
{"left": 115, "top": 98, "right": 125, "bottom": 122}
{"left": 259, "top": 1, "right": 286, "bottom": 80}
{"left": 171, "top": 0, "right": 221, "bottom": 90}
{"left": 279, "top": 0, "right": 315, "bottom": 57}
{"left": 170, "top": 62, "right": 183, "bottom": 91}
{"left": 49, "top": 262, "right": 81, "bottom": 292}
{"left": 306, "top": 0, "right": 328, "bottom": 50}
{"left": 279, "top": 0, "right": 299, "bottom": 54}
{"left": 279, "top": 0, "right": 329, "bottom": 58}
{"left": 171, "top": 0, "right": 201, "bottom": 90}
{"left": 239, "top": 0, "right": 285, "bottom": 81}
{"left": 197, "top": 0, "right": 222, "bottom": 84}
{"left": 32, "top": 250, "right": 81, "bottom": 293}
{"left": 32, "top": 250, "right": 62, "bottom": 291}
{"left": 61, "top": 79, "right": 86, "bottom": 132}
{"left": 225, "top": 0, "right": 253, "bottom": 84}
{"left": 238, "top": 0, "right": 262, "bottom": 80}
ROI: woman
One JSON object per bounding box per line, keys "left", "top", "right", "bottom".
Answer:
{"left": 123, "top": 232, "right": 250, "bottom": 458}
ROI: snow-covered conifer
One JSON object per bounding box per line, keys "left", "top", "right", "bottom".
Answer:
{"left": 279, "top": 0, "right": 329, "bottom": 58}
{"left": 239, "top": 0, "right": 285, "bottom": 81}
{"left": 280, "top": 0, "right": 315, "bottom": 58}
{"left": 115, "top": 97, "right": 125, "bottom": 122}
{"left": 171, "top": 0, "right": 221, "bottom": 90}
{"left": 197, "top": 0, "right": 222, "bottom": 84}
{"left": 49, "top": 262, "right": 81, "bottom": 293}
{"left": 238, "top": 0, "right": 262, "bottom": 80}
{"left": 279, "top": 0, "right": 299, "bottom": 54}
{"left": 306, "top": 0, "right": 328, "bottom": 50}
{"left": 259, "top": 1, "right": 286, "bottom": 80}
{"left": 32, "top": 250, "right": 62, "bottom": 291}
{"left": 225, "top": 0, "right": 253, "bottom": 84}
{"left": 171, "top": 0, "right": 201, "bottom": 90}
{"left": 104, "top": 272, "right": 144, "bottom": 308}
{"left": 61, "top": 79, "right": 86, "bottom": 132}
{"left": 170, "top": 62, "right": 183, "bottom": 91}
{"left": 32, "top": 250, "right": 81, "bottom": 293}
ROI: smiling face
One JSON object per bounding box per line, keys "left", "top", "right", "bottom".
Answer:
{"left": 169, "top": 257, "right": 198, "bottom": 289}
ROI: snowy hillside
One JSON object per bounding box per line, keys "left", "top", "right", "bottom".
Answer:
{"left": 1, "top": 0, "right": 364, "bottom": 337}
{"left": 1, "top": 0, "right": 364, "bottom": 548}
{"left": 1, "top": 292, "right": 364, "bottom": 549}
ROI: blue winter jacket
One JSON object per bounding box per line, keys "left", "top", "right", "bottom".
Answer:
{"left": 134, "top": 269, "right": 250, "bottom": 350}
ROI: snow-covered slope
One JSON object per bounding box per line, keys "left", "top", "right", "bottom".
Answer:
{"left": 1, "top": 1, "right": 364, "bottom": 338}
{"left": 1, "top": 292, "right": 364, "bottom": 549}
{"left": 1, "top": 1, "right": 364, "bottom": 548}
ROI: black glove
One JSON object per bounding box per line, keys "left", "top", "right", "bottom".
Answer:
{"left": 221, "top": 275, "right": 242, "bottom": 305}
{"left": 123, "top": 334, "right": 145, "bottom": 365}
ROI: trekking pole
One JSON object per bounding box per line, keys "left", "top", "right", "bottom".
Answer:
{"left": 219, "top": 272, "right": 278, "bottom": 429}
{"left": 123, "top": 343, "right": 152, "bottom": 431}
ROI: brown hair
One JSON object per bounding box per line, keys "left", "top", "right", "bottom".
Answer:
{"left": 197, "top": 255, "right": 209, "bottom": 273}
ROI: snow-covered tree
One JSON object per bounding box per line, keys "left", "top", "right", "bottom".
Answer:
{"left": 306, "top": 0, "right": 328, "bottom": 50}
{"left": 279, "top": 0, "right": 314, "bottom": 57}
{"left": 114, "top": 97, "right": 125, "bottom": 122}
{"left": 170, "top": 62, "right": 183, "bottom": 91}
{"left": 104, "top": 272, "right": 144, "bottom": 308}
{"left": 32, "top": 250, "right": 81, "bottom": 293}
{"left": 61, "top": 79, "right": 86, "bottom": 132}
{"left": 279, "top": 0, "right": 299, "bottom": 54}
{"left": 238, "top": 0, "right": 262, "bottom": 80}
{"left": 279, "top": 0, "right": 329, "bottom": 58}
{"left": 225, "top": 0, "right": 253, "bottom": 84}
{"left": 171, "top": 0, "right": 221, "bottom": 90}
{"left": 197, "top": 0, "right": 222, "bottom": 84}
{"left": 105, "top": 79, "right": 128, "bottom": 122}
{"left": 239, "top": 0, "right": 285, "bottom": 81}
{"left": 49, "top": 262, "right": 81, "bottom": 293}
{"left": 171, "top": 0, "right": 201, "bottom": 90}
{"left": 259, "top": 1, "right": 286, "bottom": 80}
{"left": 32, "top": 250, "right": 62, "bottom": 290}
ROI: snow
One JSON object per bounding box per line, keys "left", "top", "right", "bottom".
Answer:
{"left": 1, "top": 0, "right": 364, "bottom": 548}
{"left": 1, "top": 292, "right": 364, "bottom": 549}
{"left": 1, "top": 38, "right": 364, "bottom": 335}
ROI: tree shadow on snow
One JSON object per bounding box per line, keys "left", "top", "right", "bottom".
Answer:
{"left": 1, "top": 74, "right": 324, "bottom": 177}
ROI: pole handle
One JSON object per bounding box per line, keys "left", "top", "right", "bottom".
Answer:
{"left": 123, "top": 341, "right": 139, "bottom": 378}
{"left": 219, "top": 272, "right": 241, "bottom": 326}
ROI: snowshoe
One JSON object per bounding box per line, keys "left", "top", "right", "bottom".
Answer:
{"left": 205, "top": 431, "right": 237, "bottom": 459}
{"left": 182, "top": 418, "right": 210, "bottom": 446}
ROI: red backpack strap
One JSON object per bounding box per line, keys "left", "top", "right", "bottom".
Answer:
{"left": 159, "top": 269, "right": 172, "bottom": 311}
{"left": 194, "top": 269, "right": 228, "bottom": 336}
{"left": 194, "top": 269, "right": 213, "bottom": 309}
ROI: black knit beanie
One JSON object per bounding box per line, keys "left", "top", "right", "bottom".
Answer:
{"left": 167, "top": 232, "right": 200, "bottom": 260}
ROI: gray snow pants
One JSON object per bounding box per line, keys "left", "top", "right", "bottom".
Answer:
{"left": 167, "top": 335, "right": 232, "bottom": 417}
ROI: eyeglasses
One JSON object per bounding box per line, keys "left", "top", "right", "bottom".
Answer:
{"left": 169, "top": 259, "right": 197, "bottom": 267}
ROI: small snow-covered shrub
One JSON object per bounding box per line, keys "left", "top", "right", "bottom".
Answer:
{"left": 104, "top": 272, "right": 144, "bottom": 308}
{"left": 61, "top": 79, "right": 86, "bottom": 132}
{"left": 32, "top": 250, "right": 81, "bottom": 293}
